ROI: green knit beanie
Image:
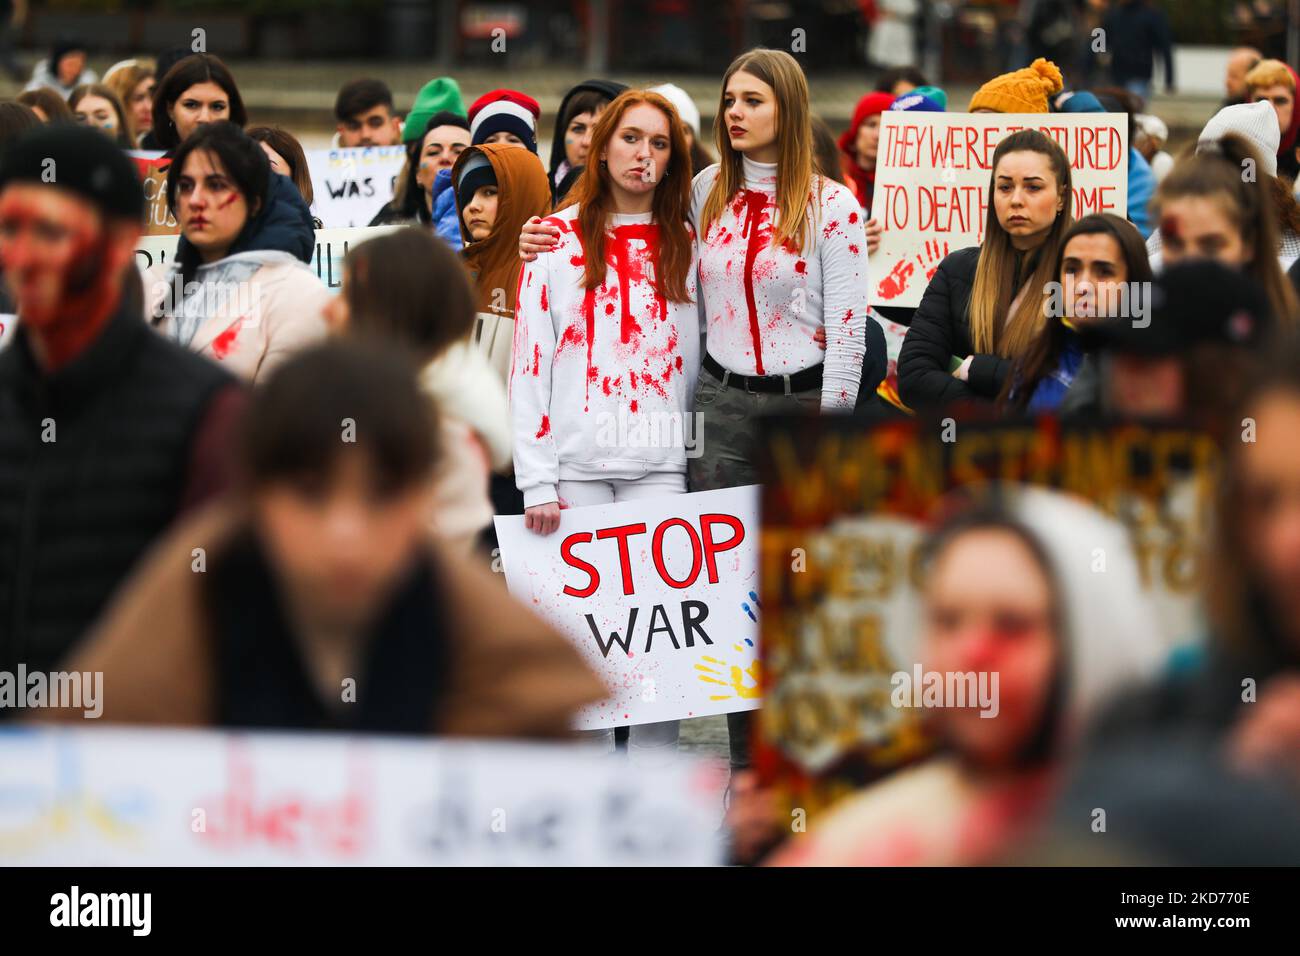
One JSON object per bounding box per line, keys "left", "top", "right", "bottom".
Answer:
{"left": 402, "top": 76, "right": 467, "bottom": 143}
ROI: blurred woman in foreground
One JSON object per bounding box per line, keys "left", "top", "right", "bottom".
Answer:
{"left": 765, "top": 489, "right": 1162, "bottom": 865}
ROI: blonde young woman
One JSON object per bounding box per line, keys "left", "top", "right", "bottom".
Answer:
{"left": 898, "top": 129, "right": 1074, "bottom": 412}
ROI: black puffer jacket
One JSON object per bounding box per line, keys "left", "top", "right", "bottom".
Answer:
{"left": 897, "top": 246, "right": 1010, "bottom": 411}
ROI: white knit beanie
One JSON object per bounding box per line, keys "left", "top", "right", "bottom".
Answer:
{"left": 1198, "top": 101, "right": 1280, "bottom": 178}
{"left": 649, "top": 83, "right": 701, "bottom": 138}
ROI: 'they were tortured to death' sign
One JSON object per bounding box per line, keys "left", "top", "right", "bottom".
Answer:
{"left": 0, "top": 726, "right": 723, "bottom": 865}
{"left": 495, "top": 486, "right": 761, "bottom": 730}
{"left": 868, "top": 112, "right": 1129, "bottom": 309}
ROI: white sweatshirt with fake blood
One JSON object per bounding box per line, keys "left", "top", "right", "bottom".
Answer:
{"left": 510, "top": 204, "right": 700, "bottom": 508}
{"left": 691, "top": 155, "right": 869, "bottom": 410}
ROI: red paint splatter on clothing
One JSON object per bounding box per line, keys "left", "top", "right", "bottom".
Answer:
{"left": 532, "top": 342, "right": 541, "bottom": 376}
{"left": 536, "top": 415, "right": 551, "bottom": 439}
{"left": 740, "top": 189, "right": 770, "bottom": 376}
{"left": 822, "top": 219, "right": 839, "bottom": 239}
{"left": 581, "top": 287, "right": 596, "bottom": 411}
{"left": 630, "top": 399, "right": 638, "bottom": 413}
{"left": 540, "top": 284, "right": 548, "bottom": 311}
{"left": 211, "top": 317, "right": 244, "bottom": 359}
{"left": 843, "top": 309, "right": 854, "bottom": 323}
{"left": 794, "top": 259, "right": 806, "bottom": 274}
{"left": 848, "top": 244, "right": 860, "bottom": 255}
{"left": 848, "top": 210, "right": 859, "bottom": 224}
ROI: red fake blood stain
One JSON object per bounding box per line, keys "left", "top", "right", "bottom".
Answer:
{"left": 531, "top": 342, "right": 541, "bottom": 376}
{"left": 740, "top": 189, "right": 770, "bottom": 375}
{"left": 536, "top": 415, "right": 551, "bottom": 439}
{"left": 848, "top": 210, "right": 859, "bottom": 224}
{"left": 794, "top": 259, "right": 806, "bottom": 274}
{"left": 876, "top": 259, "right": 915, "bottom": 301}
{"left": 630, "top": 400, "right": 638, "bottom": 413}
{"left": 581, "top": 287, "right": 596, "bottom": 411}
{"left": 848, "top": 244, "right": 860, "bottom": 255}
{"left": 822, "top": 219, "right": 839, "bottom": 239}
{"left": 1160, "top": 215, "right": 1181, "bottom": 242}
{"left": 211, "top": 317, "right": 245, "bottom": 359}
{"left": 540, "top": 284, "right": 548, "bottom": 311}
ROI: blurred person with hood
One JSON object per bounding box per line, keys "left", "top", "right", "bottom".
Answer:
{"left": 0, "top": 124, "right": 242, "bottom": 683}
{"left": 323, "top": 226, "right": 510, "bottom": 554}
{"left": 764, "top": 489, "right": 1164, "bottom": 865}
{"left": 546, "top": 78, "right": 627, "bottom": 204}
{"left": 24, "top": 39, "right": 96, "bottom": 99}
{"left": 35, "top": 340, "right": 607, "bottom": 736}
{"left": 144, "top": 121, "right": 329, "bottom": 383}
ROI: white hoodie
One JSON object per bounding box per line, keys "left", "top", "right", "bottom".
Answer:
{"left": 691, "top": 155, "right": 869, "bottom": 410}
{"left": 510, "top": 203, "right": 700, "bottom": 508}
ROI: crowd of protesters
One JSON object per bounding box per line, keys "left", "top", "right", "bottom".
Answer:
{"left": 2, "top": 10, "right": 1300, "bottom": 866}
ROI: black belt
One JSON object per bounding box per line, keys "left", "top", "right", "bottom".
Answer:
{"left": 703, "top": 353, "right": 823, "bottom": 394}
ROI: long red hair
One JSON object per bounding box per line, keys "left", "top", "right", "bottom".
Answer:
{"left": 559, "top": 89, "right": 694, "bottom": 303}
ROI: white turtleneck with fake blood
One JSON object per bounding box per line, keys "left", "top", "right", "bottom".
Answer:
{"left": 510, "top": 203, "right": 700, "bottom": 509}
{"left": 691, "top": 155, "right": 869, "bottom": 410}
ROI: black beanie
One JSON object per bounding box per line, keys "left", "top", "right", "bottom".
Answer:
{"left": 456, "top": 152, "right": 496, "bottom": 212}
{"left": 0, "top": 124, "right": 145, "bottom": 222}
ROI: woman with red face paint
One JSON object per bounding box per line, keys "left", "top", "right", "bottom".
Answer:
{"left": 765, "top": 489, "right": 1163, "bottom": 866}
{"left": 510, "top": 89, "right": 698, "bottom": 760}
{"left": 144, "top": 121, "right": 329, "bottom": 383}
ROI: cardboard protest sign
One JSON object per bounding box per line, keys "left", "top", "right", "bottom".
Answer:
{"left": 0, "top": 726, "right": 723, "bottom": 866}
{"left": 134, "top": 225, "right": 400, "bottom": 294}
{"left": 129, "top": 151, "right": 179, "bottom": 237}
{"left": 495, "top": 486, "right": 761, "bottom": 730}
{"left": 868, "top": 112, "right": 1129, "bottom": 308}
{"left": 305, "top": 146, "right": 406, "bottom": 228}
{"left": 755, "top": 415, "right": 1216, "bottom": 818}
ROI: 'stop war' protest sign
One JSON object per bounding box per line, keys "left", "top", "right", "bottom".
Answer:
{"left": 495, "top": 486, "right": 761, "bottom": 730}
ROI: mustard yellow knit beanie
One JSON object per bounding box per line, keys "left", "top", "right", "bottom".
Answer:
{"left": 968, "top": 58, "right": 1064, "bottom": 114}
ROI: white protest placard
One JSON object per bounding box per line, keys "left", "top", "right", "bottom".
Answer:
{"left": 306, "top": 145, "right": 407, "bottom": 228}
{"left": 0, "top": 726, "right": 724, "bottom": 866}
{"left": 495, "top": 486, "right": 761, "bottom": 730}
{"left": 868, "top": 112, "right": 1129, "bottom": 308}
{"left": 134, "top": 225, "right": 401, "bottom": 294}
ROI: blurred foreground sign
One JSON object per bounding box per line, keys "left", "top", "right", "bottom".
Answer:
{"left": 496, "top": 486, "right": 761, "bottom": 730}
{"left": 755, "top": 415, "right": 1218, "bottom": 816}
{"left": 0, "top": 727, "right": 722, "bottom": 866}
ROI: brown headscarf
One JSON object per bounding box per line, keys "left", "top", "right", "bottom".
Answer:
{"left": 452, "top": 142, "right": 552, "bottom": 317}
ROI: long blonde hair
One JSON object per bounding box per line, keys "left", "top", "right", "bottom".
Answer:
{"left": 969, "top": 129, "right": 1073, "bottom": 358}
{"left": 700, "top": 48, "right": 816, "bottom": 255}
